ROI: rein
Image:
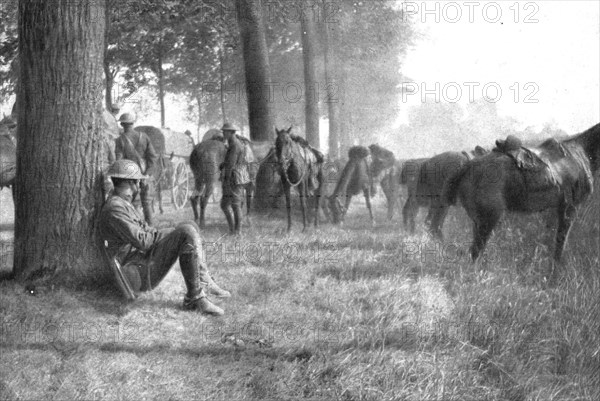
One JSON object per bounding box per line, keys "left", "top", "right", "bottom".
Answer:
{"left": 280, "top": 144, "right": 308, "bottom": 188}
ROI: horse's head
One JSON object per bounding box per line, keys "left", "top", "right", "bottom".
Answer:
{"left": 275, "top": 126, "right": 293, "bottom": 165}
{"left": 576, "top": 122, "right": 600, "bottom": 173}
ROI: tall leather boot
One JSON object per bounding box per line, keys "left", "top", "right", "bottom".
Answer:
{"left": 179, "top": 254, "right": 224, "bottom": 316}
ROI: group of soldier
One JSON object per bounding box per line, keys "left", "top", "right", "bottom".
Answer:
{"left": 100, "top": 105, "right": 248, "bottom": 317}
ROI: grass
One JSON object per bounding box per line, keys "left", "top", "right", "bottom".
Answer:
{"left": 1, "top": 187, "right": 599, "bottom": 401}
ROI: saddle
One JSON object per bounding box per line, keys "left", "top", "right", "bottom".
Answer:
{"left": 495, "top": 134, "right": 565, "bottom": 190}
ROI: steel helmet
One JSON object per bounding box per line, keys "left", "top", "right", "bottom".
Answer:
{"left": 107, "top": 159, "right": 147, "bottom": 180}
{"left": 221, "top": 122, "right": 237, "bottom": 132}
{"left": 118, "top": 112, "right": 136, "bottom": 124}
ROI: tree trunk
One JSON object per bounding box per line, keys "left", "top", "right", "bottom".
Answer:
{"left": 321, "top": 15, "right": 341, "bottom": 159}
{"left": 103, "top": 0, "right": 112, "bottom": 110}
{"left": 300, "top": 12, "right": 320, "bottom": 148}
{"left": 237, "top": 0, "right": 274, "bottom": 141}
{"left": 15, "top": 0, "right": 108, "bottom": 283}
{"left": 157, "top": 46, "right": 165, "bottom": 128}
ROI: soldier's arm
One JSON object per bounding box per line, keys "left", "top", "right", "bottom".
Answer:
{"left": 104, "top": 203, "right": 161, "bottom": 251}
{"left": 114, "top": 137, "right": 123, "bottom": 160}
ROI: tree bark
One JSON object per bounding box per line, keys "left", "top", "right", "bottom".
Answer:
{"left": 103, "top": 0, "right": 112, "bottom": 110}
{"left": 321, "top": 14, "right": 340, "bottom": 159}
{"left": 15, "top": 0, "right": 108, "bottom": 283}
{"left": 237, "top": 0, "right": 274, "bottom": 141}
{"left": 300, "top": 10, "right": 320, "bottom": 148}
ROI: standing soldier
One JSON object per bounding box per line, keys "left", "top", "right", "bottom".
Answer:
{"left": 114, "top": 112, "right": 158, "bottom": 226}
{"left": 220, "top": 123, "right": 250, "bottom": 235}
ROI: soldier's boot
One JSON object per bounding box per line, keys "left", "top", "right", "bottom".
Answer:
{"left": 232, "top": 204, "right": 242, "bottom": 235}
{"left": 179, "top": 254, "right": 224, "bottom": 316}
{"left": 222, "top": 207, "right": 235, "bottom": 234}
{"left": 182, "top": 253, "right": 231, "bottom": 298}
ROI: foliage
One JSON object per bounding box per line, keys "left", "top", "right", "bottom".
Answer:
{"left": 0, "top": 0, "right": 18, "bottom": 102}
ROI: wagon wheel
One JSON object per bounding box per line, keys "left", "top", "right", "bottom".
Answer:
{"left": 171, "top": 161, "right": 189, "bottom": 209}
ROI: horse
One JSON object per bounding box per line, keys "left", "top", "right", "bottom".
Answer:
{"left": 444, "top": 123, "right": 600, "bottom": 279}
{"left": 328, "top": 146, "right": 375, "bottom": 225}
{"left": 190, "top": 137, "right": 227, "bottom": 227}
{"left": 402, "top": 146, "right": 488, "bottom": 240}
{"left": 190, "top": 133, "right": 257, "bottom": 228}
{"left": 134, "top": 125, "right": 182, "bottom": 214}
{"left": 274, "top": 126, "right": 324, "bottom": 232}
{"left": 369, "top": 144, "right": 406, "bottom": 220}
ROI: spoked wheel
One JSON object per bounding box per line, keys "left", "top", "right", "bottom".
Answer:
{"left": 171, "top": 161, "right": 189, "bottom": 209}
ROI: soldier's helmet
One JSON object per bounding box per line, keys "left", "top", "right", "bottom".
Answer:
{"left": 118, "top": 113, "right": 136, "bottom": 124}
{"left": 221, "top": 122, "right": 237, "bottom": 132}
{"left": 107, "top": 159, "right": 147, "bottom": 180}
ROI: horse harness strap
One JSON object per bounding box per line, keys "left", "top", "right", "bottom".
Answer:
{"left": 281, "top": 144, "right": 308, "bottom": 188}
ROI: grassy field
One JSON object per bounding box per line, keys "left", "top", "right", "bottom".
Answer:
{"left": 1, "top": 187, "right": 599, "bottom": 401}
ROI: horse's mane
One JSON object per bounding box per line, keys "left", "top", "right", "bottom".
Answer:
{"left": 348, "top": 146, "right": 370, "bottom": 160}
{"left": 210, "top": 134, "right": 226, "bottom": 143}
{"left": 368, "top": 144, "right": 394, "bottom": 161}
{"left": 235, "top": 133, "right": 252, "bottom": 145}
{"left": 284, "top": 133, "right": 324, "bottom": 163}
{"left": 289, "top": 134, "right": 310, "bottom": 148}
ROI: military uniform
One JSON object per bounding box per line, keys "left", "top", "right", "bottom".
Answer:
{"left": 115, "top": 128, "right": 158, "bottom": 225}
{"left": 220, "top": 125, "right": 249, "bottom": 234}
{"left": 99, "top": 189, "right": 229, "bottom": 314}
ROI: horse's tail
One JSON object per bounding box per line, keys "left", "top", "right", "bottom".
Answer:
{"left": 443, "top": 164, "right": 469, "bottom": 205}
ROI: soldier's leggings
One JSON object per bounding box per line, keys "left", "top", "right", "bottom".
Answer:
{"left": 128, "top": 222, "right": 210, "bottom": 296}
{"left": 140, "top": 179, "right": 154, "bottom": 225}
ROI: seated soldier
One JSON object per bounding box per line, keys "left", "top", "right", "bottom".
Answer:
{"left": 99, "top": 159, "right": 230, "bottom": 316}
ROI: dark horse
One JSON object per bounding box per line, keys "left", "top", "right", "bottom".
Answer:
{"left": 403, "top": 146, "right": 488, "bottom": 239}
{"left": 275, "top": 126, "right": 324, "bottom": 232}
{"left": 328, "top": 146, "right": 375, "bottom": 225}
{"left": 445, "top": 123, "right": 600, "bottom": 276}
{"left": 369, "top": 144, "right": 406, "bottom": 220}
{"left": 190, "top": 133, "right": 258, "bottom": 228}
{"left": 189, "top": 136, "right": 227, "bottom": 227}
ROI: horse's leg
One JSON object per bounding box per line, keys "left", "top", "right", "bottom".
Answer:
{"left": 550, "top": 203, "right": 577, "bottom": 282}
{"left": 314, "top": 183, "right": 322, "bottom": 228}
{"left": 363, "top": 187, "right": 374, "bottom": 225}
{"left": 381, "top": 177, "right": 394, "bottom": 220}
{"left": 283, "top": 181, "right": 292, "bottom": 232}
{"left": 299, "top": 182, "right": 308, "bottom": 232}
{"left": 245, "top": 183, "right": 253, "bottom": 226}
{"left": 200, "top": 182, "right": 212, "bottom": 228}
{"left": 470, "top": 209, "right": 501, "bottom": 262}
{"left": 403, "top": 196, "right": 417, "bottom": 234}
{"left": 428, "top": 203, "right": 448, "bottom": 242}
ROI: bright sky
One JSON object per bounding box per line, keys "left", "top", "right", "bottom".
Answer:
{"left": 397, "top": 0, "right": 600, "bottom": 133}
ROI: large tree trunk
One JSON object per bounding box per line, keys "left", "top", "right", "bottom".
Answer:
{"left": 103, "top": 0, "right": 112, "bottom": 110}
{"left": 300, "top": 12, "right": 319, "bottom": 148}
{"left": 237, "top": 0, "right": 274, "bottom": 141}
{"left": 15, "top": 0, "right": 108, "bottom": 283}
{"left": 322, "top": 16, "right": 340, "bottom": 159}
